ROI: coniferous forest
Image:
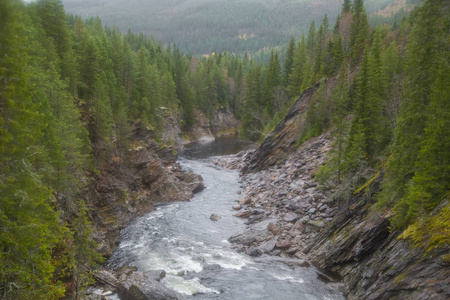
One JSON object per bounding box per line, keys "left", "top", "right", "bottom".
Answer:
{"left": 0, "top": 0, "right": 449, "bottom": 299}
{"left": 61, "top": 0, "right": 419, "bottom": 55}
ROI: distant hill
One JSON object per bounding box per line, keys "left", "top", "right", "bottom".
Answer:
{"left": 62, "top": 0, "right": 412, "bottom": 55}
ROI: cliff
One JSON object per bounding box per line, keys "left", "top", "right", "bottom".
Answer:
{"left": 233, "top": 84, "right": 450, "bottom": 299}
{"left": 87, "top": 121, "right": 204, "bottom": 257}
{"left": 87, "top": 106, "right": 239, "bottom": 258}
{"left": 243, "top": 78, "right": 336, "bottom": 174}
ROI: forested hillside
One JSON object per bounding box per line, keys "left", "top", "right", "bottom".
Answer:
{"left": 269, "top": 0, "right": 449, "bottom": 251}
{"left": 0, "top": 0, "right": 254, "bottom": 298}
{"left": 1, "top": 0, "right": 449, "bottom": 299}
{"left": 61, "top": 0, "right": 417, "bottom": 55}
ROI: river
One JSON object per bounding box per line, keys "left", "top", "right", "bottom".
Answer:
{"left": 107, "top": 137, "right": 344, "bottom": 300}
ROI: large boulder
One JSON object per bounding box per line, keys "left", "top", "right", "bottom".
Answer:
{"left": 116, "top": 269, "right": 183, "bottom": 300}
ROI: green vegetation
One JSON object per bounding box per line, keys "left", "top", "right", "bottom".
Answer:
{"left": 310, "top": 0, "right": 449, "bottom": 250}
{"left": 0, "top": 0, "right": 446, "bottom": 298}
{"left": 0, "top": 0, "right": 255, "bottom": 298}
{"left": 61, "top": 0, "right": 411, "bottom": 55}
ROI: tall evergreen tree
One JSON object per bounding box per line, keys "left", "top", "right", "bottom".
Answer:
{"left": 342, "top": 0, "right": 352, "bottom": 14}
{"left": 349, "top": 0, "right": 369, "bottom": 63}
{"left": 306, "top": 21, "right": 317, "bottom": 58}
{"left": 283, "top": 36, "right": 296, "bottom": 87}
{"left": 241, "top": 65, "right": 263, "bottom": 140}
{"left": 287, "top": 35, "right": 307, "bottom": 98}
{"left": 0, "top": 1, "right": 66, "bottom": 298}
{"left": 379, "top": 0, "right": 450, "bottom": 227}
{"left": 262, "top": 50, "right": 281, "bottom": 115}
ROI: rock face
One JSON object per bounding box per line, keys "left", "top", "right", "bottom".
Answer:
{"left": 213, "top": 107, "right": 239, "bottom": 136}
{"left": 304, "top": 193, "right": 450, "bottom": 300}
{"left": 94, "top": 268, "right": 183, "bottom": 300}
{"left": 242, "top": 79, "right": 336, "bottom": 174}
{"left": 184, "top": 109, "right": 215, "bottom": 144}
{"left": 88, "top": 121, "right": 204, "bottom": 257}
{"left": 160, "top": 109, "right": 184, "bottom": 150}
{"left": 184, "top": 107, "right": 239, "bottom": 144}
{"left": 159, "top": 107, "right": 239, "bottom": 149}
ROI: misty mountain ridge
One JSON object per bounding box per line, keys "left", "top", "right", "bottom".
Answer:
{"left": 62, "top": 0, "right": 414, "bottom": 55}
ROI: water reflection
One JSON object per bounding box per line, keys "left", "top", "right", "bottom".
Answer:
{"left": 181, "top": 136, "right": 253, "bottom": 159}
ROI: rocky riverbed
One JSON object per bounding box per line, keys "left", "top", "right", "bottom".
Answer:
{"left": 215, "top": 134, "right": 335, "bottom": 260}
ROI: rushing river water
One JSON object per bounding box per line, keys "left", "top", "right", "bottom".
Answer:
{"left": 107, "top": 137, "right": 344, "bottom": 300}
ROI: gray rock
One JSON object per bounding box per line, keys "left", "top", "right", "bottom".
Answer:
{"left": 228, "top": 219, "right": 276, "bottom": 245}
{"left": 210, "top": 214, "right": 221, "bottom": 221}
{"left": 308, "top": 208, "right": 317, "bottom": 214}
{"left": 288, "top": 201, "right": 302, "bottom": 211}
{"left": 284, "top": 212, "right": 299, "bottom": 223}
{"left": 307, "top": 220, "right": 325, "bottom": 228}
{"left": 300, "top": 216, "right": 310, "bottom": 224}
{"left": 319, "top": 204, "right": 328, "bottom": 211}
{"left": 116, "top": 269, "right": 183, "bottom": 300}
{"left": 278, "top": 190, "right": 289, "bottom": 197}
{"left": 254, "top": 255, "right": 310, "bottom": 268}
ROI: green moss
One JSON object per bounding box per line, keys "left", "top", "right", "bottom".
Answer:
{"left": 353, "top": 171, "right": 381, "bottom": 195}
{"left": 394, "top": 273, "right": 405, "bottom": 284}
{"left": 399, "top": 202, "right": 450, "bottom": 254}
{"left": 120, "top": 189, "right": 128, "bottom": 200}
{"left": 443, "top": 254, "right": 450, "bottom": 264}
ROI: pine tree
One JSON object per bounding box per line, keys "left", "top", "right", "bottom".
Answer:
{"left": 0, "top": 1, "right": 66, "bottom": 298}
{"left": 179, "top": 72, "right": 195, "bottom": 128}
{"left": 287, "top": 35, "right": 307, "bottom": 98}
{"left": 72, "top": 201, "right": 104, "bottom": 299}
{"left": 345, "top": 52, "right": 370, "bottom": 170}
{"left": 306, "top": 21, "right": 317, "bottom": 59}
{"left": 262, "top": 50, "right": 281, "bottom": 115}
{"left": 300, "top": 57, "right": 314, "bottom": 91}
{"left": 378, "top": 0, "right": 449, "bottom": 218}
{"left": 349, "top": 0, "right": 369, "bottom": 63}
{"left": 322, "top": 14, "right": 330, "bottom": 36}
{"left": 241, "top": 65, "right": 263, "bottom": 141}
{"left": 398, "top": 60, "right": 450, "bottom": 228}
{"left": 342, "top": 0, "right": 351, "bottom": 14}
{"left": 283, "top": 36, "right": 296, "bottom": 87}
{"left": 313, "top": 21, "right": 326, "bottom": 80}
{"left": 331, "top": 61, "right": 351, "bottom": 185}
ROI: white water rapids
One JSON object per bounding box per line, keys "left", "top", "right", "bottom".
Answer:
{"left": 106, "top": 138, "right": 345, "bottom": 299}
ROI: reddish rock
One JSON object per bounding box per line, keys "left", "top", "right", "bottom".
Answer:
{"left": 235, "top": 210, "right": 252, "bottom": 218}
{"left": 276, "top": 240, "right": 292, "bottom": 249}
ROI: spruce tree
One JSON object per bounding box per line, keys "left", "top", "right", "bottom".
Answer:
{"left": 287, "top": 35, "right": 307, "bottom": 98}
{"left": 262, "top": 50, "right": 281, "bottom": 115}
{"left": 241, "top": 65, "right": 263, "bottom": 141}
{"left": 399, "top": 60, "right": 450, "bottom": 227}
{"left": 283, "top": 36, "right": 296, "bottom": 87}
{"left": 306, "top": 21, "right": 317, "bottom": 59}
{"left": 378, "top": 0, "right": 449, "bottom": 218}
{"left": 0, "top": 1, "right": 66, "bottom": 298}
{"left": 349, "top": 0, "right": 369, "bottom": 63}
{"left": 342, "top": 0, "right": 351, "bottom": 14}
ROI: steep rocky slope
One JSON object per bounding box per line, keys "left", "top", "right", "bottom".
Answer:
{"left": 228, "top": 84, "right": 449, "bottom": 299}
{"left": 243, "top": 78, "right": 337, "bottom": 174}
{"left": 86, "top": 106, "right": 239, "bottom": 280}
{"left": 87, "top": 121, "right": 204, "bottom": 257}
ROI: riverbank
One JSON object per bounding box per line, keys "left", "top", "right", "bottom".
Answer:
{"left": 217, "top": 134, "right": 335, "bottom": 260}
{"left": 86, "top": 138, "right": 345, "bottom": 300}
{"left": 216, "top": 130, "right": 449, "bottom": 299}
